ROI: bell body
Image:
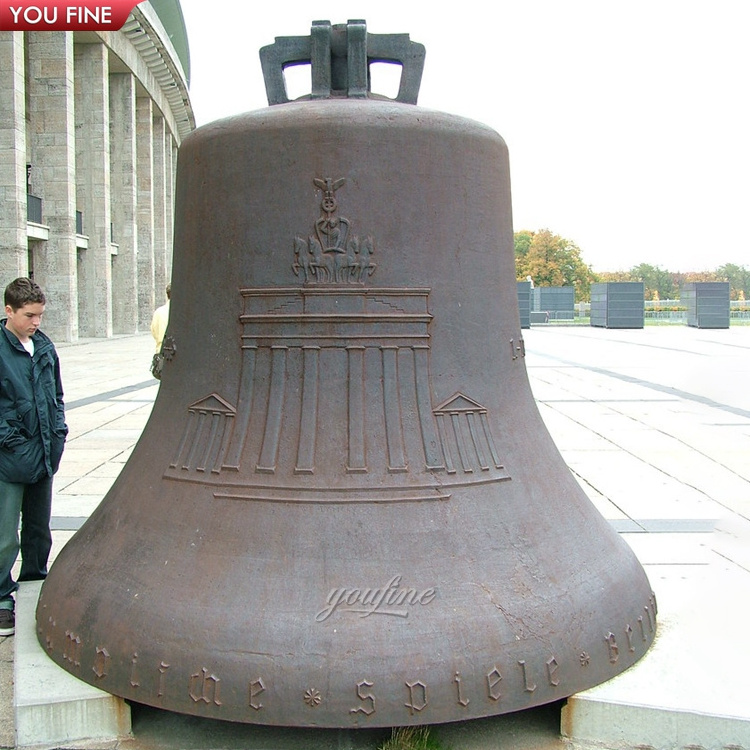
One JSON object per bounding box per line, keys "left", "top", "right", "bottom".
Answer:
{"left": 37, "top": 98, "right": 656, "bottom": 727}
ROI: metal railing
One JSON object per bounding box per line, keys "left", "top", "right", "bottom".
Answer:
{"left": 526, "top": 301, "right": 749, "bottom": 325}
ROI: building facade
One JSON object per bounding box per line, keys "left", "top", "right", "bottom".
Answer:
{"left": 0, "top": 0, "right": 194, "bottom": 341}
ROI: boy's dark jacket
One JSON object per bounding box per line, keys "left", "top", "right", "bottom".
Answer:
{"left": 0, "top": 319, "right": 67, "bottom": 483}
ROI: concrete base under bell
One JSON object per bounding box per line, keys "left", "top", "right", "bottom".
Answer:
{"left": 13, "top": 582, "right": 131, "bottom": 748}
{"left": 562, "top": 554, "right": 750, "bottom": 749}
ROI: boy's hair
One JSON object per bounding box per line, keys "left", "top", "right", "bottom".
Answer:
{"left": 4, "top": 277, "right": 46, "bottom": 310}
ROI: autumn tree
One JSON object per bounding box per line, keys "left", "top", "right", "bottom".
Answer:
{"left": 513, "top": 230, "right": 534, "bottom": 268}
{"left": 596, "top": 270, "right": 631, "bottom": 284}
{"left": 514, "top": 229, "right": 595, "bottom": 301}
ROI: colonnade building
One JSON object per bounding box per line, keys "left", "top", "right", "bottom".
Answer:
{"left": 0, "top": 0, "right": 195, "bottom": 341}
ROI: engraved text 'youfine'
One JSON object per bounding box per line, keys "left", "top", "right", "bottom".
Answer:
{"left": 315, "top": 575, "right": 437, "bottom": 622}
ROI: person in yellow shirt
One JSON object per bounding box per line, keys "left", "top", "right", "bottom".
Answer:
{"left": 150, "top": 284, "right": 170, "bottom": 353}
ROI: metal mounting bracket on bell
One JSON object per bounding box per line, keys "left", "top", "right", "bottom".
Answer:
{"left": 260, "top": 19, "right": 426, "bottom": 104}
{"left": 37, "top": 19, "right": 656, "bottom": 729}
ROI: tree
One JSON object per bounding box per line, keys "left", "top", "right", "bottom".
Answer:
{"left": 590, "top": 264, "right": 750, "bottom": 302}
{"left": 515, "top": 229, "right": 595, "bottom": 301}
{"left": 597, "top": 270, "right": 631, "bottom": 284}
{"left": 716, "top": 264, "right": 750, "bottom": 300}
{"left": 513, "top": 230, "right": 534, "bottom": 267}
{"left": 629, "top": 263, "right": 677, "bottom": 300}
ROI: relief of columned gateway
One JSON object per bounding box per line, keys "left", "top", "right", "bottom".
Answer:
{"left": 166, "top": 178, "right": 510, "bottom": 503}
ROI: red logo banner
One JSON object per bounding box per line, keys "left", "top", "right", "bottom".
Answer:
{"left": 0, "top": 0, "right": 143, "bottom": 30}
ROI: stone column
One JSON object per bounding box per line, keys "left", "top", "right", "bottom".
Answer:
{"left": 74, "top": 41, "right": 112, "bottom": 337}
{"left": 0, "top": 32, "right": 28, "bottom": 282}
{"left": 164, "top": 130, "right": 174, "bottom": 274}
{"left": 152, "top": 113, "right": 168, "bottom": 307}
{"left": 136, "top": 96, "right": 154, "bottom": 329}
{"left": 109, "top": 72, "right": 138, "bottom": 333}
{"left": 25, "top": 32, "right": 78, "bottom": 341}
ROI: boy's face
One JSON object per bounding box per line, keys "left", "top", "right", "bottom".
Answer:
{"left": 5, "top": 302, "right": 45, "bottom": 342}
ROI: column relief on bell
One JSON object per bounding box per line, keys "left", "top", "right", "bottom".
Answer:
{"left": 169, "top": 394, "right": 236, "bottom": 474}
{"left": 433, "top": 393, "right": 506, "bottom": 476}
{"left": 165, "top": 176, "right": 510, "bottom": 498}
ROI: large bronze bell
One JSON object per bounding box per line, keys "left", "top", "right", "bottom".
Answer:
{"left": 37, "top": 21, "right": 656, "bottom": 728}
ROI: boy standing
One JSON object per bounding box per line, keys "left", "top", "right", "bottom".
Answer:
{"left": 0, "top": 278, "right": 67, "bottom": 636}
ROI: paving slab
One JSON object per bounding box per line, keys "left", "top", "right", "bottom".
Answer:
{"left": 52, "top": 495, "right": 109, "bottom": 517}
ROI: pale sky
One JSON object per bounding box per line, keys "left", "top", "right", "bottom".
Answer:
{"left": 177, "top": 0, "right": 750, "bottom": 273}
